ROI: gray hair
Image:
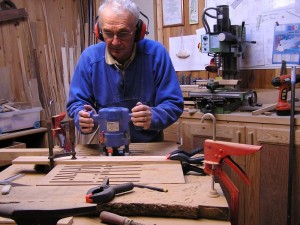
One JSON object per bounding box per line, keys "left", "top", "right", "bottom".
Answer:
{"left": 98, "top": 0, "right": 140, "bottom": 27}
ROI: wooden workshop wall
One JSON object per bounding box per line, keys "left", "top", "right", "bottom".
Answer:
{"left": 1, "top": 0, "right": 299, "bottom": 119}
{"left": 0, "top": 0, "right": 101, "bottom": 118}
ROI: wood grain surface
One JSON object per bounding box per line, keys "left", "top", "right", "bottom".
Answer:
{"left": 38, "top": 163, "right": 185, "bottom": 186}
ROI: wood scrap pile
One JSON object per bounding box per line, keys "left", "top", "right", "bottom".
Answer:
{"left": 0, "top": 99, "right": 32, "bottom": 113}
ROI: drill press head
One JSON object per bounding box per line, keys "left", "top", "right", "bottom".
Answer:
{"left": 201, "top": 5, "right": 246, "bottom": 79}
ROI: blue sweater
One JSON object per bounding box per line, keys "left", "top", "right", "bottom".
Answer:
{"left": 66, "top": 39, "right": 184, "bottom": 142}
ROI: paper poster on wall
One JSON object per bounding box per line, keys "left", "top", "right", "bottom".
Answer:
{"left": 169, "top": 34, "right": 212, "bottom": 71}
{"left": 204, "top": 0, "right": 300, "bottom": 68}
{"left": 272, "top": 23, "right": 300, "bottom": 64}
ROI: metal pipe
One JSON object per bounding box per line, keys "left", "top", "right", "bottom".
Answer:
{"left": 287, "top": 66, "right": 296, "bottom": 225}
{"left": 200, "top": 113, "right": 216, "bottom": 140}
{"left": 200, "top": 113, "right": 219, "bottom": 197}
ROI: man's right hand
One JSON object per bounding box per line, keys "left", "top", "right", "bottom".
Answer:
{"left": 78, "top": 105, "right": 95, "bottom": 133}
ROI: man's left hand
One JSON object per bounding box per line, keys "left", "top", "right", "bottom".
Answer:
{"left": 131, "top": 102, "right": 152, "bottom": 129}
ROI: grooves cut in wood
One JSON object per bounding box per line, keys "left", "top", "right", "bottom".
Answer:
{"left": 38, "top": 163, "right": 185, "bottom": 186}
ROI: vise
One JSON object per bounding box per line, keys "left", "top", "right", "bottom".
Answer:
{"left": 91, "top": 107, "right": 131, "bottom": 156}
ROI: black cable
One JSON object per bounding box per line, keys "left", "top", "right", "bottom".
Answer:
{"left": 201, "top": 7, "right": 217, "bottom": 34}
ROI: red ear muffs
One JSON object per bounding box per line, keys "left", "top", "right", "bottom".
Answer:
{"left": 94, "top": 20, "right": 104, "bottom": 41}
{"left": 135, "top": 19, "right": 147, "bottom": 42}
{"left": 94, "top": 13, "right": 148, "bottom": 42}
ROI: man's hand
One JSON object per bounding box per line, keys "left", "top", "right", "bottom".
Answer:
{"left": 78, "top": 105, "right": 95, "bottom": 133}
{"left": 131, "top": 102, "right": 152, "bottom": 130}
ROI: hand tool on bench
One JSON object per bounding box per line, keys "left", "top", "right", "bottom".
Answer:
{"left": 100, "top": 211, "right": 146, "bottom": 225}
{"left": 0, "top": 202, "right": 97, "bottom": 225}
{"left": 203, "top": 139, "right": 262, "bottom": 225}
{"left": 86, "top": 177, "right": 168, "bottom": 204}
{"left": 0, "top": 173, "right": 27, "bottom": 195}
{"left": 166, "top": 148, "right": 206, "bottom": 175}
{"left": 271, "top": 73, "right": 300, "bottom": 116}
{"left": 86, "top": 177, "right": 134, "bottom": 204}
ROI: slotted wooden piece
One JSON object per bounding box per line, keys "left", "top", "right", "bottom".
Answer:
{"left": 38, "top": 163, "right": 185, "bottom": 186}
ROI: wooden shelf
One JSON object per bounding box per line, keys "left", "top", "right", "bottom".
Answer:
{"left": 0, "top": 128, "right": 47, "bottom": 141}
{"left": 0, "top": 128, "right": 48, "bottom": 148}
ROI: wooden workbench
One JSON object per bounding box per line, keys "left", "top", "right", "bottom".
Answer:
{"left": 0, "top": 142, "right": 230, "bottom": 225}
{"left": 164, "top": 109, "right": 300, "bottom": 225}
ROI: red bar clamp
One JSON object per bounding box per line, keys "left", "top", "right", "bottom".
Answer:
{"left": 204, "top": 139, "right": 262, "bottom": 225}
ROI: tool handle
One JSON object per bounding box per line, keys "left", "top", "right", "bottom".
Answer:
{"left": 100, "top": 211, "right": 145, "bottom": 225}
{"left": 113, "top": 182, "right": 134, "bottom": 194}
{"left": 100, "top": 211, "right": 127, "bottom": 225}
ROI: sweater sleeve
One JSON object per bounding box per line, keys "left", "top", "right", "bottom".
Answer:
{"left": 148, "top": 42, "right": 184, "bottom": 130}
{"left": 66, "top": 46, "right": 97, "bottom": 131}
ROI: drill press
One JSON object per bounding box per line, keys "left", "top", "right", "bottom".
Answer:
{"left": 190, "top": 5, "right": 257, "bottom": 114}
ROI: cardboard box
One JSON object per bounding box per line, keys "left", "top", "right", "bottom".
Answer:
{"left": 0, "top": 107, "right": 43, "bottom": 134}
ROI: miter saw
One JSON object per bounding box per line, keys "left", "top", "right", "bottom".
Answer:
{"left": 193, "top": 5, "right": 257, "bottom": 114}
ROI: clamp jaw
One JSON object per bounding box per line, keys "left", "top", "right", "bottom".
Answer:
{"left": 86, "top": 177, "right": 134, "bottom": 204}
{"left": 203, "top": 139, "right": 261, "bottom": 225}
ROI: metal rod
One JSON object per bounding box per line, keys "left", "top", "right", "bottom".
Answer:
{"left": 200, "top": 113, "right": 216, "bottom": 140}
{"left": 287, "top": 66, "right": 296, "bottom": 225}
{"left": 200, "top": 113, "right": 219, "bottom": 197}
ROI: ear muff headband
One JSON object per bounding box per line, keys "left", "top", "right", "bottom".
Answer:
{"left": 94, "top": 12, "right": 149, "bottom": 42}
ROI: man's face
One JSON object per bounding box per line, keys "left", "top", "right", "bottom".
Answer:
{"left": 100, "top": 8, "right": 136, "bottom": 64}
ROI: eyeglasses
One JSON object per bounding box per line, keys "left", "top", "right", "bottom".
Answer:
{"left": 100, "top": 30, "right": 134, "bottom": 41}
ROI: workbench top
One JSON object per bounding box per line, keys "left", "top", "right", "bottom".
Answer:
{"left": 0, "top": 142, "right": 230, "bottom": 225}
{"left": 181, "top": 109, "right": 300, "bottom": 125}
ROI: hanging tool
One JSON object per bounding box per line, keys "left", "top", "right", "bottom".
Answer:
{"left": 0, "top": 173, "right": 27, "bottom": 195}
{"left": 100, "top": 211, "right": 146, "bottom": 225}
{"left": 166, "top": 148, "right": 205, "bottom": 175}
{"left": 203, "top": 139, "right": 261, "bottom": 225}
{"left": 271, "top": 73, "right": 300, "bottom": 115}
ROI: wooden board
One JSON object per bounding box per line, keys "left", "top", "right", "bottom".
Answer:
{"left": 0, "top": 178, "right": 228, "bottom": 221}
{"left": 0, "top": 164, "right": 229, "bottom": 224}
{"left": 0, "top": 217, "right": 73, "bottom": 225}
{"left": 38, "top": 163, "right": 185, "bottom": 186}
{"left": 12, "top": 155, "right": 179, "bottom": 165}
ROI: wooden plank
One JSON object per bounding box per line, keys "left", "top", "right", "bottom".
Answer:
{"left": 0, "top": 67, "right": 10, "bottom": 100}
{"left": 17, "top": 37, "right": 32, "bottom": 103}
{"left": 61, "top": 47, "right": 69, "bottom": 99}
{"left": 38, "top": 163, "right": 185, "bottom": 186}
{"left": 251, "top": 103, "right": 277, "bottom": 116}
{"left": 1, "top": 142, "right": 179, "bottom": 166}
{"left": 0, "top": 148, "right": 49, "bottom": 161}
{"left": 12, "top": 156, "right": 179, "bottom": 165}
{"left": 0, "top": 217, "right": 73, "bottom": 225}
{"left": 0, "top": 178, "right": 228, "bottom": 221}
